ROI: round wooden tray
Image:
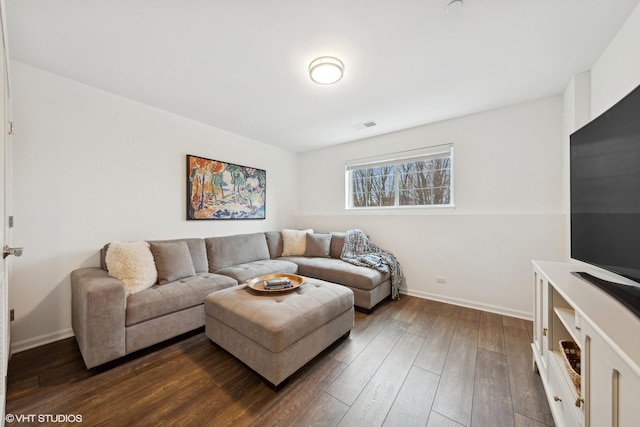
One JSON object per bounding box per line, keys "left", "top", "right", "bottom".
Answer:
{"left": 246, "top": 273, "right": 305, "bottom": 293}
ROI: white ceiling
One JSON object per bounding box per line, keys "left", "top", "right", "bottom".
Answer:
{"left": 6, "top": 0, "right": 640, "bottom": 153}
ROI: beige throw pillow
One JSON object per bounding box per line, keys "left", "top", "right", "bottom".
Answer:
{"left": 106, "top": 241, "right": 158, "bottom": 295}
{"left": 281, "top": 228, "right": 313, "bottom": 256}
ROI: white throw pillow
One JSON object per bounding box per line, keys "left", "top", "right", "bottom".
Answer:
{"left": 281, "top": 228, "right": 313, "bottom": 256}
{"left": 106, "top": 241, "right": 158, "bottom": 295}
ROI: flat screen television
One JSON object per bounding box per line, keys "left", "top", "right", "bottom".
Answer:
{"left": 570, "top": 83, "right": 640, "bottom": 318}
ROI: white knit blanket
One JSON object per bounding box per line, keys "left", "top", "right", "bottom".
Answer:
{"left": 340, "top": 229, "right": 402, "bottom": 300}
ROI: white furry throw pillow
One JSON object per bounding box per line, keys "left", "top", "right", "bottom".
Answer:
{"left": 281, "top": 228, "right": 313, "bottom": 256}
{"left": 106, "top": 241, "right": 158, "bottom": 295}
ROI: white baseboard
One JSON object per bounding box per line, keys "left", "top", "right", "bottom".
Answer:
{"left": 401, "top": 290, "right": 533, "bottom": 321}
{"left": 10, "top": 328, "right": 75, "bottom": 354}
{"left": 8, "top": 293, "right": 531, "bottom": 354}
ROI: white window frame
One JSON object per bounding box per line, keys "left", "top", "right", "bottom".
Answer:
{"left": 345, "top": 144, "right": 454, "bottom": 210}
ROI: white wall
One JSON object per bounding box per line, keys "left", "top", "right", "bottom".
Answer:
{"left": 295, "top": 97, "right": 566, "bottom": 318}
{"left": 562, "top": 72, "right": 591, "bottom": 259}
{"left": 590, "top": 2, "right": 640, "bottom": 118}
{"left": 9, "top": 61, "right": 298, "bottom": 352}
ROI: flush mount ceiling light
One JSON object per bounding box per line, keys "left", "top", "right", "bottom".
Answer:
{"left": 309, "top": 56, "right": 344, "bottom": 85}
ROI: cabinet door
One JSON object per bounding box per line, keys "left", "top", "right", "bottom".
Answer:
{"left": 533, "top": 269, "right": 550, "bottom": 373}
{"left": 584, "top": 323, "right": 640, "bottom": 427}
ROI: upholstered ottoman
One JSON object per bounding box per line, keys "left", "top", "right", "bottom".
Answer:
{"left": 204, "top": 276, "right": 354, "bottom": 387}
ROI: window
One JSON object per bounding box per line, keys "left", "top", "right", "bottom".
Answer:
{"left": 346, "top": 145, "right": 453, "bottom": 209}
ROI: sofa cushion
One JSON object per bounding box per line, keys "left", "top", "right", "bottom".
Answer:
{"left": 105, "top": 241, "right": 158, "bottom": 295}
{"left": 279, "top": 256, "right": 389, "bottom": 291}
{"left": 150, "top": 238, "right": 208, "bottom": 273}
{"left": 214, "top": 259, "right": 298, "bottom": 283}
{"left": 126, "top": 272, "right": 237, "bottom": 326}
{"left": 265, "top": 231, "right": 283, "bottom": 259}
{"left": 149, "top": 241, "right": 196, "bottom": 285}
{"left": 329, "top": 232, "right": 346, "bottom": 259}
{"left": 206, "top": 233, "right": 270, "bottom": 271}
{"left": 281, "top": 229, "right": 313, "bottom": 256}
{"left": 304, "top": 233, "right": 331, "bottom": 258}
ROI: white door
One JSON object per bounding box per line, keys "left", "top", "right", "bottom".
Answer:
{"left": 0, "top": 0, "right": 9, "bottom": 420}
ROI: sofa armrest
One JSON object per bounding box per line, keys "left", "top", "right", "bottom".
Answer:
{"left": 71, "top": 267, "right": 126, "bottom": 368}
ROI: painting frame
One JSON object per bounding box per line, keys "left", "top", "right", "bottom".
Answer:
{"left": 187, "top": 154, "right": 266, "bottom": 220}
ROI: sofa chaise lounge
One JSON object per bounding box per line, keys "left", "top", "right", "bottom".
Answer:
{"left": 71, "top": 230, "right": 392, "bottom": 368}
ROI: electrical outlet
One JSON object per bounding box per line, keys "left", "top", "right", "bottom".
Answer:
{"left": 10, "top": 309, "right": 14, "bottom": 321}
{"left": 436, "top": 276, "right": 447, "bottom": 284}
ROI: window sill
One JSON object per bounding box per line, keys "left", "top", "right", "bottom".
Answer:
{"left": 345, "top": 205, "right": 456, "bottom": 215}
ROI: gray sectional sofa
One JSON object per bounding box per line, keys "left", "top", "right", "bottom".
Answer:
{"left": 71, "top": 230, "right": 391, "bottom": 368}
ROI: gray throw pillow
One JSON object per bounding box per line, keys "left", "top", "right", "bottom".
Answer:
{"left": 304, "top": 233, "right": 332, "bottom": 257}
{"left": 149, "top": 241, "right": 196, "bottom": 285}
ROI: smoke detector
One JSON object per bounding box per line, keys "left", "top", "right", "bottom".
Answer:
{"left": 355, "top": 121, "right": 377, "bottom": 129}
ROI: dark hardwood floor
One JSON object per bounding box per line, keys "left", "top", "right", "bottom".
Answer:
{"left": 6, "top": 296, "right": 554, "bottom": 427}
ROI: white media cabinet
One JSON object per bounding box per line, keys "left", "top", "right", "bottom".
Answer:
{"left": 532, "top": 261, "right": 640, "bottom": 427}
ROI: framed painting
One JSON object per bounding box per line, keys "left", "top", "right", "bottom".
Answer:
{"left": 187, "top": 154, "right": 266, "bottom": 220}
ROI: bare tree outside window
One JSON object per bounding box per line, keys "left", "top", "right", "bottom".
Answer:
{"left": 347, "top": 149, "right": 453, "bottom": 209}
{"left": 351, "top": 166, "right": 395, "bottom": 207}
{"left": 398, "top": 158, "right": 451, "bottom": 206}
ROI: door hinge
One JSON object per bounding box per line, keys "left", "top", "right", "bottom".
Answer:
{"left": 8, "top": 121, "right": 13, "bottom": 135}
